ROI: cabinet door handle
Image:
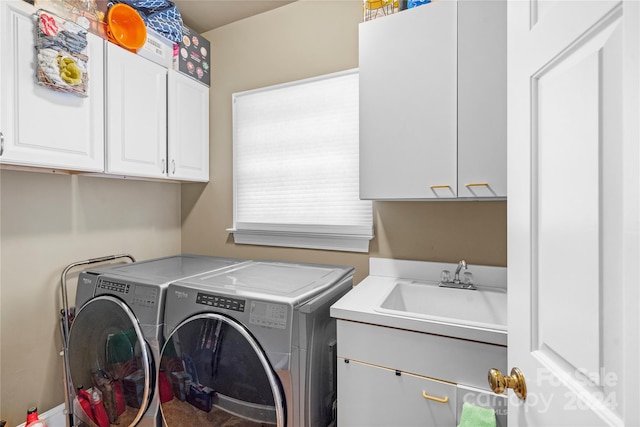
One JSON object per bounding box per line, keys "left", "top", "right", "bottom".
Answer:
{"left": 429, "top": 185, "right": 451, "bottom": 189}
{"left": 0, "top": 131, "right": 4, "bottom": 156}
{"left": 171, "top": 159, "right": 176, "bottom": 174}
{"left": 465, "top": 182, "right": 489, "bottom": 187}
{"left": 422, "top": 390, "right": 449, "bottom": 404}
{"left": 161, "top": 158, "right": 166, "bottom": 173}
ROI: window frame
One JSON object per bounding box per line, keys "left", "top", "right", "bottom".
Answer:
{"left": 227, "top": 69, "right": 373, "bottom": 253}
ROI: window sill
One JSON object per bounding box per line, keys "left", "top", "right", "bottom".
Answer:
{"left": 227, "top": 228, "right": 373, "bottom": 253}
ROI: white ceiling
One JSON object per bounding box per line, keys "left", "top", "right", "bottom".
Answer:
{"left": 173, "top": 0, "right": 296, "bottom": 34}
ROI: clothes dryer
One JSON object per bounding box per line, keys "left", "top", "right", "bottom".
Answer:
{"left": 159, "top": 260, "right": 354, "bottom": 427}
{"left": 66, "top": 255, "right": 248, "bottom": 427}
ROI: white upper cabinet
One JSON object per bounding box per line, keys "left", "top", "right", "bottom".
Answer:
{"left": 359, "top": 0, "right": 457, "bottom": 200}
{"left": 359, "top": 0, "right": 506, "bottom": 200}
{"left": 167, "top": 70, "right": 209, "bottom": 182}
{"left": 105, "top": 43, "right": 167, "bottom": 179}
{"left": 456, "top": 0, "right": 506, "bottom": 198}
{"left": 0, "top": 0, "right": 210, "bottom": 182}
{"left": 0, "top": 1, "right": 105, "bottom": 172}
{"left": 105, "top": 44, "right": 210, "bottom": 182}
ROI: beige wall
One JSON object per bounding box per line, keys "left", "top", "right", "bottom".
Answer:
{"left": 181, "top": 0, "right": 507, "bottom": 285}
{"left": 0, "top": 1, "right": 506, "bottom": 424}
{"left": 0, "top": 171, "right": 181, "bottom": 424}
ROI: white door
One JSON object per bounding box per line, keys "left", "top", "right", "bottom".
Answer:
{"left": 506, "top": 0, "right": 639, "bottom": 425}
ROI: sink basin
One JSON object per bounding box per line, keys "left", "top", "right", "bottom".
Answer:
{"left": 374, "top": 280, "right": 507, "bottom": 331}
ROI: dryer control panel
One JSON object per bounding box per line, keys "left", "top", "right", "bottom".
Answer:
{"left": 196, "top": 292, "right": 245, "bottom": 312}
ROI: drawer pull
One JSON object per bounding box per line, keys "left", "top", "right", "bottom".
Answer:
{"left": 422, "top": 390, "right": 449, "bottom": 404}
{"left": 464, "top": 182, "right": 489, "bottom": 187}
{"left": 429, "top": 185, "right": 451, "bottom": 189}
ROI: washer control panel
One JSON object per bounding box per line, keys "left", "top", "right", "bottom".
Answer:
{"left": 196, "top": 292, "right": 246, "bottom": 312}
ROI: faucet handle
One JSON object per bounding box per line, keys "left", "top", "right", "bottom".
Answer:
{"left": 462, "top": 271, "right": 474, "bottom": 286}
{"left": 440, "top": 270, "right": 451, "bottom": 283}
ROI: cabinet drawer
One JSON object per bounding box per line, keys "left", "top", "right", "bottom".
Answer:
{"left": 337, "top": 358, "right": 456, "bottom": 427}
{"left": 337, "top": 320, "right": 506, "bottom": 390}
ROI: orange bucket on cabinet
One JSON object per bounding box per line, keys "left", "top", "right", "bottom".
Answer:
{"left": 106, "top": 3, "right": 147, "bottom": 51}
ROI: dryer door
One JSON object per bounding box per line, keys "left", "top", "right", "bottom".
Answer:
{"left": 67, "top": 295, "right": 154, "bottom": 427}
{"left": 160, "top": 313, "right": 285, "bottom": 427}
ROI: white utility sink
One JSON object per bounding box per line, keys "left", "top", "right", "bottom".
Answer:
{"left": 330, "top": 258, "right": 508, "bottom": 345}
{"left": 375, "top": 280, "right": 507, "bottom": 332}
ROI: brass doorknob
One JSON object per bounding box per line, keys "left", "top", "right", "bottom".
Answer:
{"left": 488, "top": 367, "right": 527, "bottom": 400}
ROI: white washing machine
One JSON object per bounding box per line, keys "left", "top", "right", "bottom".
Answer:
{"left": 159, "top": 260, "right": 354, "bottom": 427}
{"left": 66, "top": 255, "right": 249, "bottom": 427}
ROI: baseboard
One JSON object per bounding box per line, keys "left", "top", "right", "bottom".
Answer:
{"left": 16, "top": 403, "right": 66, "bottom": 427}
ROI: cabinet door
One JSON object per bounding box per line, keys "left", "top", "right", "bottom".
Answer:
{"left": 457, "top": 0, "right": 507, "bottom": 198}
{"left": 0, "top": 1, "right": 104, "bottom": 172}
{"left": 359, "top": 2, "right": 458, "bottom": 199}
{"left": 167, "top": 71, "right": 209, "bottom": 182}
{"left": 106, "top": 43, "right": 167, "bottom": 178}
{"left": 337, "top": 359, "right": 456, "bottom": 427}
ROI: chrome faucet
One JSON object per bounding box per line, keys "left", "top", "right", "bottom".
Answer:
{"left": 453, "top": 259, "right": 467, "bottom": 284}
{"left": 439, "top": 259, "right": 476, "bottom": 290}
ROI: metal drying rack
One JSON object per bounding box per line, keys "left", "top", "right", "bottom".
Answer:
{"left": 59, "top": 254, "right": 136, "bottom": 427}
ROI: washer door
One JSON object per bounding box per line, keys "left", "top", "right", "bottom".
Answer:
{"left": 160, "top": 313, "right": 285, "bottom": 427}
{"left": 67, "top": 295, "right": 154, "bottom": 426}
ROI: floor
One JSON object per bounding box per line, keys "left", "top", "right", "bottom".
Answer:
{"left": 161, "top": 399, "right": 276, "bottom": 427}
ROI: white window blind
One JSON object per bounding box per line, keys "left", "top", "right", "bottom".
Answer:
{"left": 228, "top": 69, "right": 373, "bottom": 252}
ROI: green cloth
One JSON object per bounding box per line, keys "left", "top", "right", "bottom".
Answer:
{"left": 458, "top": 402, "right": 496, "bottom": 427}
{"left": 106, "top": 329, "right": 136, "bottom": 363}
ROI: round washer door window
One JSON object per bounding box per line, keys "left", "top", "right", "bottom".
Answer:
{"left": 67, "top": 295, "right": 153, "bottom": 426}
{"left": 160, "top": 313, "right": 285, "bottom": 427}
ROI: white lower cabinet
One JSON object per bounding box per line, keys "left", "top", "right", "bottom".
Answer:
{"left": 336, "top": 320, "right": 507, "bottom": 427}
{"left": 337, "top": 359, "right": 456, "bottom": 427}
{"left": 0, "top": 1, "right": 104, "bottom": 172}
